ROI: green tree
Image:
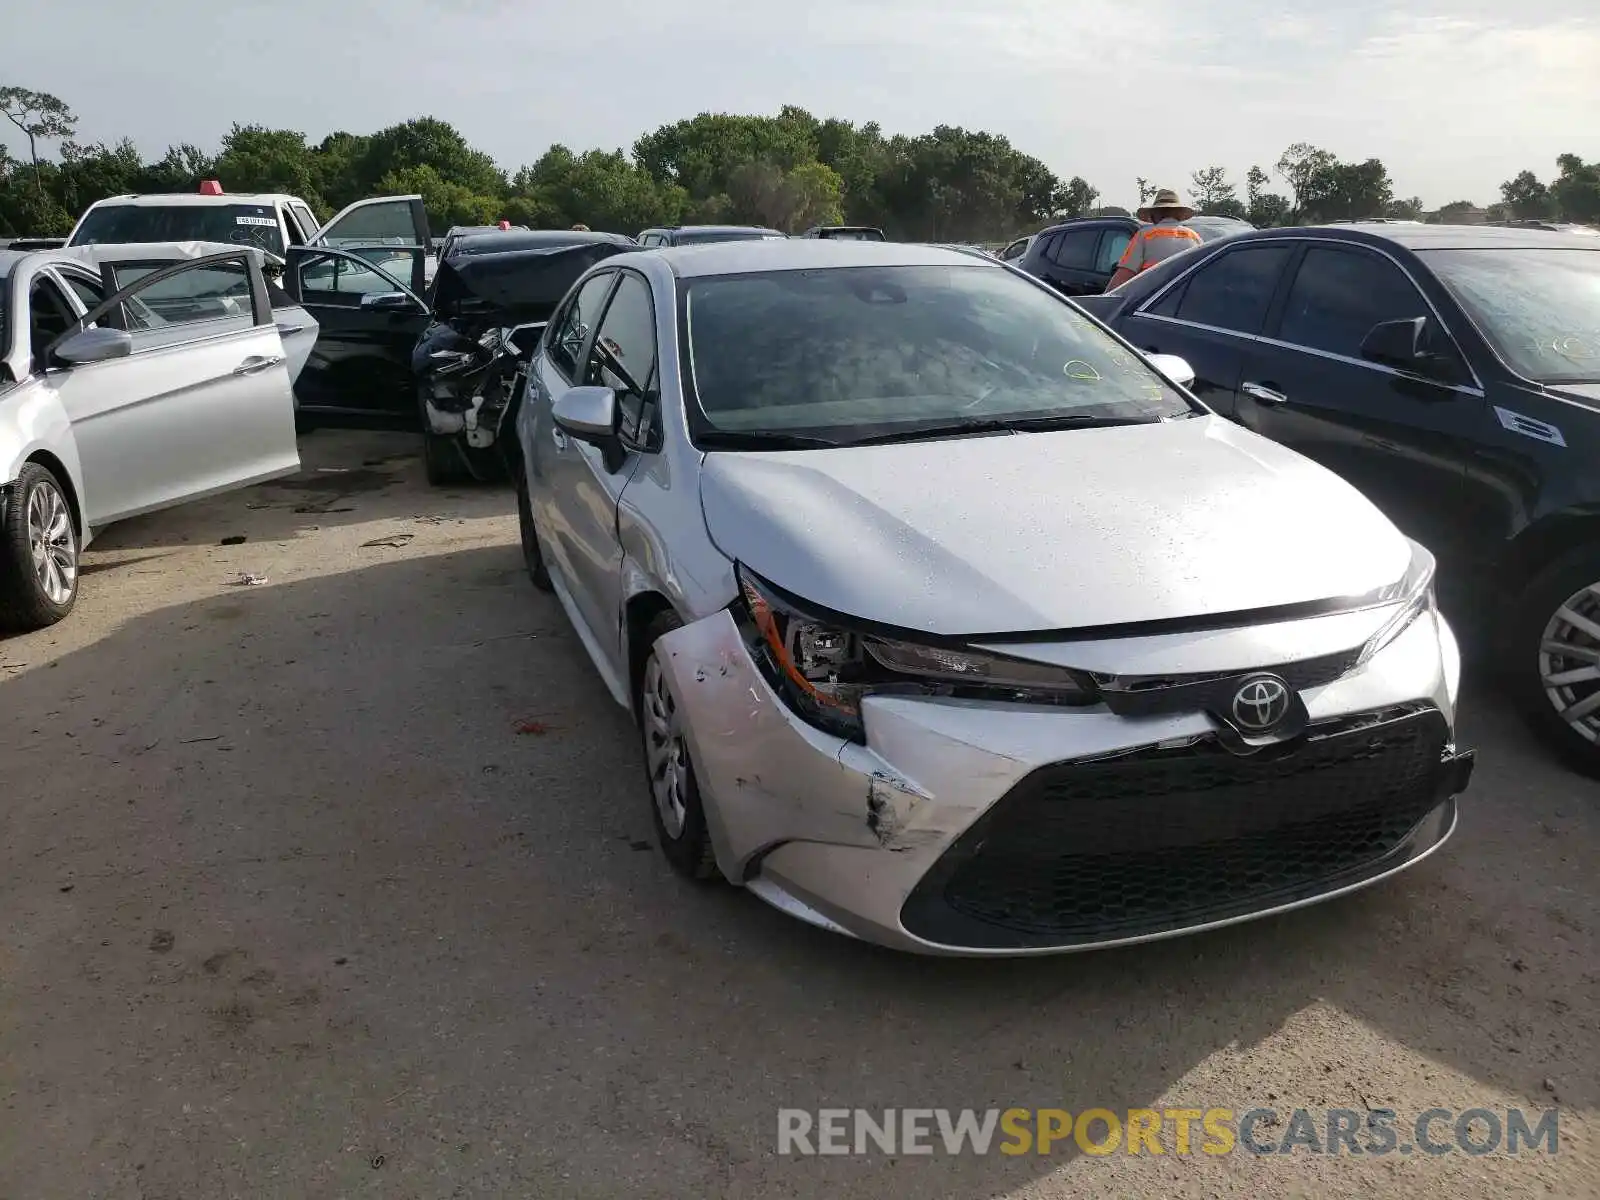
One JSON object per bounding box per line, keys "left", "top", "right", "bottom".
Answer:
{"left": 1245, "top": 164, "right": 1290, "bottom": 227}
{"left": 1274, "top": 142, "right": 1337, "bottom": 219}
{"left": 1054, "top": 176, "right": 1100, "bottom": 219}
{"left": 373, "top": 163, "right": 500, "bottom": 229}
{"left": 359, "top": 117, "right": 504, "bottom": 200}
{"left": 516, "top": 145, "right": 685, "bottom": 233}
{"left": 1551, "top": 154, "right": 1600, "bottom": 224}
{"left": 1435, "top": 200, "right": 1478, "bottom": 224}
{"left": 1189, "top": 165, "right": 1236, "bottom": 214}
{"left": 0, "top": 86, "right": 76, "bottom": 195}
{"left": 1500, "top": 169, "right": 1552, "bottom": 221}
{"left": 213, "top": 124, "right": 325, "bottom": 205}
{"left": 1386, "top": 196, "right": 1424, "bottom": 220}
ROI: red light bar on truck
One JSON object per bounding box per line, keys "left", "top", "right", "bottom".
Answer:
{"left": 199, "top": 180, "right": 224, "bottom": 195}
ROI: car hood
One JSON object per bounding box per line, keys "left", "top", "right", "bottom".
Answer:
{"left": 697, "top": 415, "right": 1412, "bottom": 637}
{"left": 1548, "top": 382, "right": 1600, "bottom": 411}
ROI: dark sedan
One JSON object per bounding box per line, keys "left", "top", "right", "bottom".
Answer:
{"left": 1008, "top": 216, "right": 1254, "bottom": 297}
{"left": 1077, "top": 223, "right": 1600, "bottom": 772}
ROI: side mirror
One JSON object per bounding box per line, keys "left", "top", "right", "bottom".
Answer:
{"left": 1360, "top": 317, "right": 1427, "bottom": 369}
{"left": 1361, "top": 316, "right": 1465, "bottom": 385}
{"left": 54, "top": 326, "right": 134, "bottom": 365}
{"left": 360, "top": 291, "right": 418, "bottom": 312}
{"left": 552, "top": 385, "right": 619, "bottom": 442}
{"left": 1147, "top": 352, "right": 1196, "bottom": 388}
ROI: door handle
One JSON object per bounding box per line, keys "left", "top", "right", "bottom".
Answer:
{"left": 551, "top": 426, "right": 569, "bottom": 450}
{"left": 233, "top": 354, "right": 285, "bottom": 376}
{"left": 1242, "top": 381, "right": 1288, "bottom": 405}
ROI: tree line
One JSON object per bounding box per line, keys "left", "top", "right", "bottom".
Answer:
{"left": 2, "top": 86, "right": 1596, "bottom": 242}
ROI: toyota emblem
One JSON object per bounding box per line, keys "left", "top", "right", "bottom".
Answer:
{"left": 1231, "top": 675, "right": 1292, "bottom": 732}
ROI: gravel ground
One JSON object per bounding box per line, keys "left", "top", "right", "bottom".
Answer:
{"left": 0, "top": 430, "right": 1594, "bottom": 1199}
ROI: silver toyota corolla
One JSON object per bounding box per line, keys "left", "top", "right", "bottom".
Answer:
{"left": 513, "top": 240, "right": 1474, "bottom": 956}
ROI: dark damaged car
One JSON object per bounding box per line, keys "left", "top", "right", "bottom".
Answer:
{"left": 283, "top": 229, "right": 635, "bottom": 482}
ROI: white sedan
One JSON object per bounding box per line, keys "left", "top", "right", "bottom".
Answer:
{"left": 0, "top": 242, "right": 308, "bottom": 629}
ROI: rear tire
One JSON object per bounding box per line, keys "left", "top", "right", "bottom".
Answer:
{"left": 638, "top": 611, "right": 720, "bottom": 881}
{"left": 0, "top": 462, "right": 79, "bottom": 631}
{"left": 422, "top": 431, "right": 471, "bottom": 486}
{"left": 1507, "top": 544, "right": 1600, "bottom": 776}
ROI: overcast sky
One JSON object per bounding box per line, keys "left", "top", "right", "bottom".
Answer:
{"left": 8, "top": 0, "right": 1597, "bottom": 210}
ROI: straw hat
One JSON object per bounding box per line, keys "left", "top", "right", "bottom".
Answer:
{"left": 1138, "top": 188, "right": 1196, "bottom": 222}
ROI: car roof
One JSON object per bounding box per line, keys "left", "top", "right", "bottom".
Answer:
{"left": 666, "top": 224, "right": 786, "bottom": 236}
{"left": 82, "top": 193, "right": 296, "bottom": 207}
{"left": 631, "top": 238, "right": 987, "bottom": 278}
{"left": 1245, "top": 222, "right": 1600, "bottom": 251}
{"left": 1036, "top": 216, "right": 1138, "bottom": 236}
{"left": 448, "top": 229, "right": 633, "bottom": 256}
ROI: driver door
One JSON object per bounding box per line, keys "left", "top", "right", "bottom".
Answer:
{"left": 526, "top": 270, "right": 630, "bottom": 650}
{"left": 42, "top": 252, "right": 299, "bottom": 526}
{"left": 282, "top": 247, "right": 431, "bottom": 422}
{"left": 310, "top": 195, "right": 432, "bottom": 294}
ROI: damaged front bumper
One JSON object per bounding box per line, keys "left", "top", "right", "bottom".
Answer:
{"left": 654, "top": 605, "right": 1470, "bottom": 956}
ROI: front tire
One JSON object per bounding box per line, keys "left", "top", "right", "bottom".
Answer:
{"left": 514, "top": 467, "right": 551, "bottom": 592}
{"left": 638, "top": 611, "right": 720, "bottom": 881}
{"left": 1508, "top": 544, "right": 1600, "bottom": 775}
{"left": 0, "top": 462, "right": 79, "bottom": 631}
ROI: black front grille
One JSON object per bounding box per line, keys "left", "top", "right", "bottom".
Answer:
{"left": 900, "top": 708, "right": 1455, "bottom": 950}
{"left": 1093, "top": 648, "right": 1363, "bottom": 718}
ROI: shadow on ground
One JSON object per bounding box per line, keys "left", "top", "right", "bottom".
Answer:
{"left": 0, "top": 537, "right": 1593, "bottom": 1198}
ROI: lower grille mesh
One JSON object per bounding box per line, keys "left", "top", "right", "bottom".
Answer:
{"left": 900, "top": 708, "right": 1452, "bottom": 949}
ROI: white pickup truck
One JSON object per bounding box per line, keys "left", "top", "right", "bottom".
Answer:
{"left": 65, "top": 184, "right": 437, "bottom": 291}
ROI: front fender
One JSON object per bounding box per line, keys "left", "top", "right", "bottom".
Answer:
{"left": 0, "top": 379, "right": 83, "bottom": 519}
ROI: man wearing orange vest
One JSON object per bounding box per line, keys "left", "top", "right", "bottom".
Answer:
{"left": 1107, "top": 188, "right": 1203, "bottom": 289}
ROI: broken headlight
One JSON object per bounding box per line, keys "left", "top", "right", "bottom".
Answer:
{"left": 1355, "top": 540, "right": 1438, "bottom": 666}
{"left": 735, "top": 566, "right": 1094, "bottom": 742}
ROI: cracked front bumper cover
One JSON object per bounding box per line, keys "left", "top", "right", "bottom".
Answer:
{"left": 654, "top": 606, "right": 1467, "bottom": 956}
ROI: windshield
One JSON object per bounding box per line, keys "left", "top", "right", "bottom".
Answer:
{"left": 682, "top": 264, "right": 1192, "bottom": 443}
{"left": 1419, "top": 247, "right": 1600, "bottom": 384}
{"left": 69, "top": 202, "right": 285, "bottom": 257}
{"left": 676, "top": 229, "right": 779, "bottom": 245}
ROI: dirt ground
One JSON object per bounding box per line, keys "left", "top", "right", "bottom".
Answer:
{"left": 0, "top": 430, "right": 1595, "bottom": 1199}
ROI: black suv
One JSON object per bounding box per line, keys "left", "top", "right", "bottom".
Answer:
{"left": 1011, "top": 217, "right": 1141, "bottom": 295}
{"left": 635, "top": 225, "right": 785, "bottom": 247}
{"left": 1077, "top": 223, "right": 1600, "bottom": 771}
{"left": 796, "top": 225, "right": 886, "bottom": 241}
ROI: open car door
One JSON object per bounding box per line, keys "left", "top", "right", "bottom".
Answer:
{"left": 310, "top": 195, "right": 433, "bottom": 294}
{"left": 43, "top": 249, "right": 300, "bottom": 527}
{"left": 282, "top": 246, "right": 432, "bottom": 424}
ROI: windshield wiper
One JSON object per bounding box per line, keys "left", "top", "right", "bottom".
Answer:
{"left": 842, "top": 413, "right": 1156, "bottom": 447}
{"left": 695, "top": 430, "right": 840, "bottom": 451}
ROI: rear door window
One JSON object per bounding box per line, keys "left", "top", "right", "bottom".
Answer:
{"left": 1049, "top": 229, "right": 1102, "bottom": 271}
{"left": 1169, "top": 244, "right": 1294, "bottom": 334}
{"left": 1275, "top": 245, "right": 1431, "bottom": 358}
{"left": 1095, "top": 229, "right": 1133, "bottom": 274}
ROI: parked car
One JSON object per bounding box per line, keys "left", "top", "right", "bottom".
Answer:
{"left": 409, "top": 231, "right": 638, "bottom": 483}
{"left": 0, "top": 244, "right": 303, "bottom": 629}
{"left": 1011, "top": 215, "right": 1254, "bottom": 296}
{"left": 67, "top": 184, "right": 435, "bottom": 291}
{"left": 635, "top": 225, "right": 785, "bottom": 248}
{"left": 1076, "top": 223, "right": 1600, "bottom": 771}
{"left": 437, "top": 223, "right": 530, "bottom": 260}
{"left": 1184, "top": 215, "right": 1255, "bottom": 242}
{"left": 996, "top": 234, "right": 1035, "bottom": 263}
{"left": 511, "top": 239, "right": 1472, "bottom": 955}
{"left": 1012, "top": 217, "right": 1141, "bottom": 296}
{"left": 797, "top": 225, "right": 886, "bottom": 241}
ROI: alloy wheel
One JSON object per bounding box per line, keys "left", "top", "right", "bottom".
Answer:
{"left": 27, "top": 479, "right": 77, "bottom": 606}
{"left": 1538, "top": 580, "right": 1600, "bottom": 745}
{"left": 641, "top": 653, "right": 689, "bottom": 838}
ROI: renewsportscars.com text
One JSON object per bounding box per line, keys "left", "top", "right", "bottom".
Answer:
{"left": 777, "top": 1107, "right": 1560, "bottom": 1157}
